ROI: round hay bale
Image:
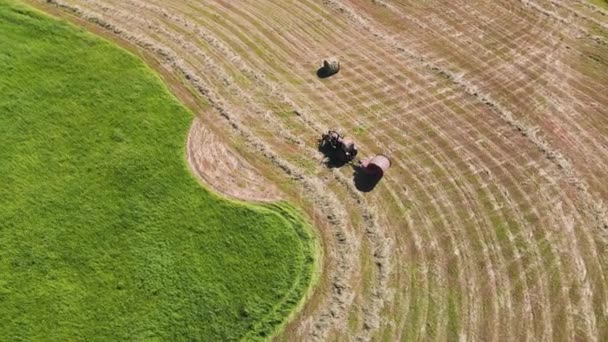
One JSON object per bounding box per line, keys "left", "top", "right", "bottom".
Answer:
{"left": 361, "top": 154, "right": 391, "bottom": 177}
{"left": 318, "top": 58, "right": 340, "bottom": 78}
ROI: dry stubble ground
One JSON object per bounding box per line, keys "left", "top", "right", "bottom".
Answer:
{"left": 34, "top": 0, "right": 608, "bottom": 340}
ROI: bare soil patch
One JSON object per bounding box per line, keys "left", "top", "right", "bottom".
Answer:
{"left": 187, "top": 117, "right": 282, "bottom": 202}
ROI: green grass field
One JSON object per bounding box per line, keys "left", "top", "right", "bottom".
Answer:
{"left": 0, "top": 1, "right": 314, "bottom": 340}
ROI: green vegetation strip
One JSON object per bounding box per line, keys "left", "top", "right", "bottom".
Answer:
{"left": 0, "top": 1, "right": 315, "bottom": 340}
{"left": 588, "top": 0, "right": 608, "bottom": 10}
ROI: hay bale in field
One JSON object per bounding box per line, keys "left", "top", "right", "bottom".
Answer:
{"left": 360, "top": 154, "right": 391, "bottom": 178}
{"left": 317, "top": 58, "right": 340, "bottom": 78}
{"left": 354, "top": 154, "right": 391, "bottom": 192}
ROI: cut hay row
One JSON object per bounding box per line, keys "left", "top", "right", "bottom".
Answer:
{"left": 352, "top": 0, "right": 607, "bottom": 339}
{"left": 366, "top": 0, "right": 605, "bottom": 312}
{"left": 40, "top": 0, "right": 608, "bottom": 340}
{"left": 280, "top": 1, "right": 600, "bottom": 338}
{"left": 381, "top": 0, "right": 608, "bottom": 198}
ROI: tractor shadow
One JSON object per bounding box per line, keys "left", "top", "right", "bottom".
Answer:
{"left": 318, "top": 144, "right": 348, "bottom": 168}
{"left": 352, "top": 165, "right": 382, "bottom": 192}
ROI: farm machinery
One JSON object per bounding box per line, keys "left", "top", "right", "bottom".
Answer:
{"left": 315, "top": 61, "right": 390, "bottom": 190}
{"left": 319, "top": 130, "right": 358, "bottom": 163}
{"left": 319, "top": 130, "right": 391, "bottom": 175}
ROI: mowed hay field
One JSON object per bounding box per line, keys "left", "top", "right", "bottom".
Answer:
{"left": 26, "top": 0, "right": 608, "bottom": 341}
{"left": 0, "top": 1, "right": 316, "bottom": 340}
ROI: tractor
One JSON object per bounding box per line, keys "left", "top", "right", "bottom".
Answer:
{"left": 319, "top": 130, "right": 358, "bottom": 163}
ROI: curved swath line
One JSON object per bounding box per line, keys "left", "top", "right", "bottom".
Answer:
{"left": 238, "top": 14, "right": 476, "bottom": 340}
{"left": 384, "top": 24, "right": 600, "bottom": 342}
{"left": 396, "top": 147, "right": 476, "bottom": 339}
{"left": 376, "top": 92, "right": 552, "bottom": 340}
{"left": 109, "top": 0, "right": 315, "bottom": 153}
{"left": 335, "top": 54, "right": 515, "bottom": 339}
{"left": 426, "top": 1, "right": 608, "bottom": 336}
{"left": 416, "top": 147, "right": 505, "bottom": 339}
{"left": 282, "top": 22, "right": 544, "bottom": 342}
{"left": 180, "top": 0, "right": 318, "bottom": 78}
{"left": 436, "top": 117, "right": 564, "bottom": 336}
{"left": 406, "top": 102, "right": 558, "bottom": 339}
{"left": 388, "top": 0, "right": 601, "bottom": 184}
{"left": 386, "top": 0, "right": 608, "bottom": 182}
{"left": 379, "top": 185, "right": 427, "bottom": 340}
{"left": 378, "top": 105, "right": 548, "bottom": 340}
{"left": 520, "top": 0, "right": 608, "bottom": 47}
{"left": 123, "top": 0, "right": 285, "bottom": 93}
{"left": 210, "top": 2, "right": 588, "bottom": 340}
{"left": 159, "top": 0, "right": 328, "bottom": 122}
{"left": 372, "top": 0, "right": 608, "bottom": 243}
{"left": 139, "top": 2, "right": 266, "bottom": 90}
{"left": 509, "top": 0, "right": 607, "bottom": 37}
{"left": 196, "top": 2, "right": 480, "bottom": 340}
{"left": 536, "top": 0, "right": 608, "bottom": 31}
{"left": 445, "top": 1, "right": 608, "bottom": 188}
{"left": 100, "top": 2, "right": 251, "bottom": 106}
{"left": 400, "top": 0, "right": 608, "bottom": 294}
{"left": 318, "top": 0, "right": 600, "bottom": 338}
{"left": 428, "top": 0, "right": 608, "bottom": 200}
{"left": 264, "top": 0, "right": 588, "bottom": 338}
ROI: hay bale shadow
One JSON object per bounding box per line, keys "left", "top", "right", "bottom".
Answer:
{"left": 317, "top": 67, "right": 334, "bottom": 79}
{"left": 353, "top": 165, "right": 381, "bottom": 192}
